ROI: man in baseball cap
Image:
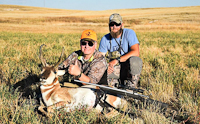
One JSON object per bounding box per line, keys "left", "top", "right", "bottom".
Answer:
{"left": 99, "top": 13, "right": 143, "bottom": 88}
{"left": 59, "top": 29, "right": 107, "bottom": 86}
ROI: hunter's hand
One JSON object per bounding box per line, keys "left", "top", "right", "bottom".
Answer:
{"left": 107, "top": 59, "right": 118, "bottom": 74}
{"left": 68, "top": 60, "right": 81, "bottom": 76}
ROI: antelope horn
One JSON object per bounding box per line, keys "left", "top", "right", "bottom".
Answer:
{"left": 54, "top": 47, "right": 65, "bottom": 69}
{"left": 39, "top": 44, "right": 47, "bottom": 67}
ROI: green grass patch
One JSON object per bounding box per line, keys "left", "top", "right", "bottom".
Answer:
{"left": 0, "top": 31, "right": 199, "bottom": 123}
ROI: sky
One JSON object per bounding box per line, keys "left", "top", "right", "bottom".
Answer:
{"left": 0, "top": 0, "right": 200, "bottom": 11}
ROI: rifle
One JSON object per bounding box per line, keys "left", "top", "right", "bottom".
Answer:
{"left": 74, "top": 80, "right": 169, "bottom": 110}
{"left": 117, "top": 84, "right": 145, "bottom": 94}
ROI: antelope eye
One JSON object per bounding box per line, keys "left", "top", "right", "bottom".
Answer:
{"left": 54, "top": 71, "right": 57, "bottom": 74}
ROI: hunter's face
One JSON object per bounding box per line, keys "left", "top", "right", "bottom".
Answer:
{"left": 109, "top": 22, "right": 123, "bottom": 38}
{"left": 109, "top": 22, "right": 121, "bottom": 32}
{"left": 81, "top": 40, "right": 96, "bottom": 57}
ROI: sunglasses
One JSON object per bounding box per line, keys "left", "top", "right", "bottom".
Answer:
{"left": 81, "top": 41, "right": 94, "bottom": 47}
{"left": 109, "top": 22, "right": 121, "bottom": 27}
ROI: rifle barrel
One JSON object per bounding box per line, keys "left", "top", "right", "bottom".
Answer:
{"left": 74, "top": 80, "right": 168, "bottom": 109}
{"left": 74, "top": 79, "right": 149, "bottom": 98}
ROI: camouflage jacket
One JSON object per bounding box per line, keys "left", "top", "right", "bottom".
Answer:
{"left": 58, "top": 50, "right": 107, "bottom": 84}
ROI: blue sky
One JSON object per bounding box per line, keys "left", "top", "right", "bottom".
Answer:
{"left": 0, "top": 0, "right": 200, "bottom": 11}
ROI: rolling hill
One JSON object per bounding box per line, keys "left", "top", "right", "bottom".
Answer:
{"left": 0, "top": 5, "right": 200, "bottom": 33}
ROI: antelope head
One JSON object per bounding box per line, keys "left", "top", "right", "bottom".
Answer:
{"left": 39, "top": 44, "right": 65, "bottom": 85}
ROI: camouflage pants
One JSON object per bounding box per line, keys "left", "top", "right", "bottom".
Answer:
{"left": 108, "top": 56, "right": 143, "bottom": 88}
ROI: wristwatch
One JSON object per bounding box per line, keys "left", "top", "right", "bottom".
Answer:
{"left": 116, "top": 57, "right": 120, "bottom": 62}
{"left": 77, "top": 72, "right": 82, "bottom": 79}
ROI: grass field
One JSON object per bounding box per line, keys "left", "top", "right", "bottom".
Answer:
{"left": 0, "top": 5, "right": 199, "bottom": 123}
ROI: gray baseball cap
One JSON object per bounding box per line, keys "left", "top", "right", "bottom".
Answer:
{"left": 109, "top": 13, "right": 123, "bottom": 24}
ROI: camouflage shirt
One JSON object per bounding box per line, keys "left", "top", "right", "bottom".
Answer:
{"left": 58, "top": 50, "right": 107, "bottom": 84}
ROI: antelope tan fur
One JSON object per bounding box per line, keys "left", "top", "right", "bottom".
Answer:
{"left": 38, "top": 44, "right": 127, "bottom": 117}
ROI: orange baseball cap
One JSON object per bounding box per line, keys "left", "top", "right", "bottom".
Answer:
{"left": 81, "top": 29, "right": 97, "bottom": 42}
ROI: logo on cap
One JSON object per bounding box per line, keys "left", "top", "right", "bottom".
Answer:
{"left": 86, "top": 31, "right": 91, "bottom": 36}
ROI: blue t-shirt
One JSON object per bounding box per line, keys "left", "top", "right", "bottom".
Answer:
{"left": 98, "top": 28, "right": 139, "bottom": 55}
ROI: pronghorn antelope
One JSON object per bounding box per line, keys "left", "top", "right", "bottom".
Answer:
{"left": 38, "top": 45, "right": 127, "bottom": 117}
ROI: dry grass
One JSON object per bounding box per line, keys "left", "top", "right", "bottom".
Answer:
{"left": 0, "top": 5, "right": 200, "bottom": 33}
{"left": 0, "top": 5, "right": 199, "bottom": 123}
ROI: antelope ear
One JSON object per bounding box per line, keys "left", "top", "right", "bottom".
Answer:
{"left": 57, "top": 70, "right": 65, "bottom": 76}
